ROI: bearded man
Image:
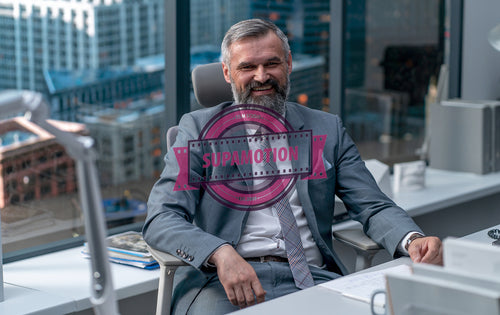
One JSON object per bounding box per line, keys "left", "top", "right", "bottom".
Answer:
{"left": 143, "top": 18, "right": 442, "bottom": 315}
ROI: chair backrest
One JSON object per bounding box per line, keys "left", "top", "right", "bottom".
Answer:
{"left": 192, "top": 62, "right": 233, "bottom": 107}
{"left": 166, "top": 125, "right": 178, "bottom": 150}
{"left": 167, "top": 63, "right": 233, "bottom": 150}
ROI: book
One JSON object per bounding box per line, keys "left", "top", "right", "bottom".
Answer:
{"left": 82, "top": 231, "right": 159, "bottom": 269}
{"left": 106, "top": 231, "right": 153, "bottom": 258}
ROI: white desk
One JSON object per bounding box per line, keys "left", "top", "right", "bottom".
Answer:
{"left": 232, "top": 258, "right": 411, "bottom": 315}
{"left": 333, "top": 168, "right": 500, "bottom": 272}
{"left": 3, "top": 168, "right": 500, "bottom": 314}
{"left": 463, "top": 224, "right": 500, "bottom": 243}
{"left": 1, "top": 247, "right": 160, "bottom": 314}
{"left": 334, "top": 168, "right": 500, "bottom": 231}
{"left": 233, "top": 225, "right": 499, "bottom": 315}
{"left": 1, "top": 283, "right": 75, "bottom": 315}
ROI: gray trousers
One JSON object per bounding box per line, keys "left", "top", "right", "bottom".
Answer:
{"left": 173, "top": 261, "right": 341, "bottom": 315}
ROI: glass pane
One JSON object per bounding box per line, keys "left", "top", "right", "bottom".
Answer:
{"left": 190, "top": 0, "right": 331, "bottom": 112}
{"left": 1, "top": 0, "right": 164, "bottom": 257}
{"left": 343, "top": 0, "right": 444, "bottom": 165}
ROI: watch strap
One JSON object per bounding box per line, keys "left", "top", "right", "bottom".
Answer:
{"left": 405, "top": 233, "right": 425, "bottom": 251}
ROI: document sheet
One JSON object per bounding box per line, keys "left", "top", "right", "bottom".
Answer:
{"left": 319, "top": 264, "right": 412, "bottom": 307}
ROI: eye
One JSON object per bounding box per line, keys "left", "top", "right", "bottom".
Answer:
{"left": 239, "top": 64, "right": 256, "bottom": 71}
{"left": 265, "top": 61, "right": 281, "bottom": 67}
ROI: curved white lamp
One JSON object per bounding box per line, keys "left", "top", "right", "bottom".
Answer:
{"left": 488, "top": 23, "right": 500, "bottom": 51}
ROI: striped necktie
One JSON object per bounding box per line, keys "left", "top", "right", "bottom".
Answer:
{"left": 256, "top": 133, "right": 314, "bottom": 289}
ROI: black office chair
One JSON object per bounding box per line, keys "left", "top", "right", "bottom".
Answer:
{"left": 148, "top": 62, "right": 382, "bottom": 315}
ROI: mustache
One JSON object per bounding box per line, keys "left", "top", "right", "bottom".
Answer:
{"left": 241, "top": 78, "right": 281, "bottom": 101}
{"left": 247, "top": 78, "right": 280, "bottom": 91}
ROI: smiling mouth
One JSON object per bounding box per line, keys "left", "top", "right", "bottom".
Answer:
{"left": 252, "top": 85, "right": 272, "bottom": 91}
{"left": 251, "top": 85, "right": 274, "bottom": 94}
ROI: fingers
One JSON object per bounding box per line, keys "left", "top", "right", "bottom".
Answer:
{"left": 223, "top": 277, "right": 266, "bottom": 308}
{"left": 409, "top": 236, "right": 443, "bottom": 266}
{"left": 252, "top": 279, "right": 266, "bottom": 304}
{"left": 234, "top": 286, "right": 247, "bottom": 308}
{"left": 419, "top": 238, "right": 443, "bottom": 265}
{"left": 211, "top": 246, "right": 266, "bottom": 308}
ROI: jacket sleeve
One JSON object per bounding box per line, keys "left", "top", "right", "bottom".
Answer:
{"left": 332, "top": 116, "right": 423, "bottom": 257}
{"left": 142, "top": 112, "right": 228, "bottom": 269}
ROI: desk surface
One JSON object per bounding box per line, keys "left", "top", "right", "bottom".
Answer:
{"left": 463, "top": 224, "right": 500, "bottom": 243}
{"left": 233, "top": 224, "right": 500, "bottom": 315}
{"left": 1, "top": 247, "right": 160, "bottom": 314}
{"left": 232, "top": 258, "right": 411, "bottom": 315}
{"left": 334, "top": 168, "right": 500, "bottom": 231}
{"left": 3, "top": 168, "right": 500, "bottom": 314}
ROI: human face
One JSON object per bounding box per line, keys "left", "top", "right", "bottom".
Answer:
{"left": 222, "top": 32, "right": 292, "bottom": 114}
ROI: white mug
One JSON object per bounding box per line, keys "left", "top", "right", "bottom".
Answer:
{"left": 370, "top": 289, "right": 388, "bottom": 315}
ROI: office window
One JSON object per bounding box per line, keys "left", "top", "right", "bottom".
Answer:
{"left": 1, "top": 0, "right": 164, "bottom": 261}
{"left": 1, "top": 0, "right": 448, "bottom": 262}
{"left": 189, "top": 0, "right": 331, "bottom": 112}
{"left": 185, "top": 0, "right": 445, "bottom": 166}
{"left": 342, "top": 0, "right": 445, "bottom": 164}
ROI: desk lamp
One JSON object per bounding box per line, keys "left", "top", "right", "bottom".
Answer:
{"left": 488, "top": 23, "right": 500, "bottom": 51}
{"left": 0, "top": 90, "right": 119, "bottom": 315}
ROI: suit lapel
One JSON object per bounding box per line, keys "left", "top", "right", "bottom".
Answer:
{"left": 285, "top": 103, "right": 305, "bottom": 132}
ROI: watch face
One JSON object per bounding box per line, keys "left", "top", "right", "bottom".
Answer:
{"left": 405, "top": 234, "right": 423, "bottom": 250}
{"left": 488, "top": 228, "right": 500, "bottom": 240}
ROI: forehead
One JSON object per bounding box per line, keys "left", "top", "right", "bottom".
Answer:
{"left": 229, "top": 32, "right": 285, "bottom": 64}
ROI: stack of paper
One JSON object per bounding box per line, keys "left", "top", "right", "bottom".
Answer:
{"left": 83, "top": 231, "right": 159, "bottom": 270}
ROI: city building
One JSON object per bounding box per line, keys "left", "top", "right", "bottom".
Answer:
{"left": 289, "top": 54, "right": 325, "bottom": 110}
{"left": 78, "top": 97, "right": 166, "bottom": 186}
{"left": 0, "top": 0, "right": 163, "bottom": 92}
{"left": 0, "top": 117, "right": 86, "bottom": 208}
{"left": 44, "top": 64, "right": 164, "bottom": 122}
{"left": 190, "top": 0, "right": 330, "bottom": 107}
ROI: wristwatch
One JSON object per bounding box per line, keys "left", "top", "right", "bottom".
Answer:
{"left": 405, "top": 233, "right": 425, "bottom": 251}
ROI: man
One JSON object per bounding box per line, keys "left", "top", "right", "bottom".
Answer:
{"left": 143, "top": 18, "right": 442, "bottom": 314}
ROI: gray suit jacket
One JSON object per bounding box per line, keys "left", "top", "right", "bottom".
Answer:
{"left": 143, "top": 102, "right": 422, "bottom": 308}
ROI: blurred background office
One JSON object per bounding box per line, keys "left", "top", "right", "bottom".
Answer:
{"left": 0, "top": 0, "right": 499, "bottom": 267}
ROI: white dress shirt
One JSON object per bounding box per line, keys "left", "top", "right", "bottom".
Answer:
{"left": 235, "top": 132, "right": 324, "bottom": 267}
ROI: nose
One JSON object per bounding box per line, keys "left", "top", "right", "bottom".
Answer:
{"left": 253, "top": 65, "right": 269, "bottom": 83}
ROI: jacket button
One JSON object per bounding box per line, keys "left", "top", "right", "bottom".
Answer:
{"left": 188, "top": 256, "right": 194, "bottom": 261}
{"left": 176, "top": 249, "right": 181, "bottom": 255}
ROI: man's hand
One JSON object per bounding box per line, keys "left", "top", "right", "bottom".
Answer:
{"left": 209, "top": 245, "right": 266, "bottom": 308}
{"left": 408, "top": 236, "right": 443, "bottom": 265}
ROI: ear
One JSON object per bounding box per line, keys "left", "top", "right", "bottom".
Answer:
{"left": 222, "top": 62, "right": 231, "bottom": 84}
{"left": 287, "top": 51, "right": 293, "bottom": 75}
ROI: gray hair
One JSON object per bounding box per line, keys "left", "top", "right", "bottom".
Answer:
{"left": 221, "top": 19, "right": 290, "bottom": 70}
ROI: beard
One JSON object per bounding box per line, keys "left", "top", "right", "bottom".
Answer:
{"left": 231, "top": 76, "right": 290, "bottom": 116}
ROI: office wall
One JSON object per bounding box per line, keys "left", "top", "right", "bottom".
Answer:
{"left": 461, "top": 0, "right": 500, "bottom": 100}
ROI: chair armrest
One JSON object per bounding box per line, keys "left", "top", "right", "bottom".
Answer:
{"left": 333, "top": 228, "right": 382, "bottom": 252}
{"left": 333, "top": 228, "right": 383, "bottom": 272}
{"left": 147, "top": 246, "right": 188, "bottom": 315}
{"left": 148, "top": 246, "right": 189, "bottom": 267}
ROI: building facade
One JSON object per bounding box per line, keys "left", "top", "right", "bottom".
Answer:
{"left": 0, "top": 0, "right": 163, "bottom": 92}
{"left": 0, "top": 117, "right": 86, "bottom": 208}
{"left": 79, "top": 99, "right": 166, "bottom": 186}
{"left": 44, "top": 64, "right": 164, "bottom": 122}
